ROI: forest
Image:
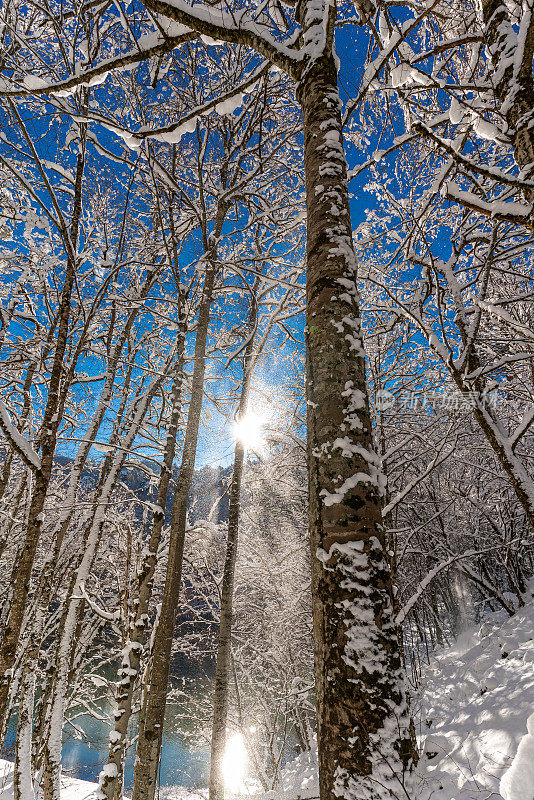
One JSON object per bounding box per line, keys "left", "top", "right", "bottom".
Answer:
{"left": 0, "top": 1, "right": 533, "bottom": 800}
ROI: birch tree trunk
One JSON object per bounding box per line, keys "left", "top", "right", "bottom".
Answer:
{"left": 14, "top": 656, "right": 35, "bottom": 800}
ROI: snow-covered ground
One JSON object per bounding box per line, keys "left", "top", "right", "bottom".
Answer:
{"left": 0, "top": 760, "right": 96, "bottom": 800}
{"left": 1, "top": 587, "right": 532, "bottom": 800}
{"left": 416, "top": 583, "right": 534, "bottom": 800}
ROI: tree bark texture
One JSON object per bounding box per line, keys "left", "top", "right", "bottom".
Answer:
{"left": 296, "top": 11, "right": 415, "bottom": 797}
{"left": 482, "top": 0, "right": 534, "bottom": 198}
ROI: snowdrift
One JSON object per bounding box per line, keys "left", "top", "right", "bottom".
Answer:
{"left": 1, "top": 587, "right": 532, "bottom": 800}
{"left": 417, "top": 583, "right": 534, "bottom": 800}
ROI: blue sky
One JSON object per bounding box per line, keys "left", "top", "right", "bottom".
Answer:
{"left": 0, "top": 9, "right": 396, "bottom": 476}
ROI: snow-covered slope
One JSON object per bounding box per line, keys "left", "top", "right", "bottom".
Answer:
{"left": 0, "top": 760, "right": 96, "bottom": 800}
{"left": 1, "top": 590, "right": 532, "bottom": 800}
{"left": 416, "top": 586, "right": 534, "bottom": 800}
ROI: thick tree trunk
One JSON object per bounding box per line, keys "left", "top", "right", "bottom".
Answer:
{"left": 297, "top": 30, "right": 414, "bottom": 800}
{"left": 482, "top": 0, "right": 534, "bottom": 199}
{"left": 209, "top": 306, "right": 256, "bottom": 800}
{"left": 135, "top": 0, "right": 416, "bottom": 789}
{"left": 131, "top": 265, "right": 216, "bottom": 800}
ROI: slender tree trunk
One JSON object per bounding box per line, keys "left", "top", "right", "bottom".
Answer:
{"left": 209, "top": 301, "right": 256, "bottom": 800}
{"left": 0, "top": 150, "right": 85, "bottom": 731}
{"left": 296, "top": 7, "right": 415, "bottom": 797}
{"left": 465, "top": 391, "right": 534, "bottom": 530}
{"left": 231, "top": 655, "right": 270, "bottom": 792}
{"left": 0, "top": 449, "right": 13, "bottom": 503}
{"left": 41, "top": 351, "right": 177, "bottom": 800}
{"left": 0, "top": 474, "right": 29, "bottom": 642}
{"left": 97, "top": 328, "right": 186, "bottom": 800}
{"left": 131, "top": 264, "right": 216, "bottom": 800}
{"left": 14, "top": 654, "right": 35, "bottom": 800}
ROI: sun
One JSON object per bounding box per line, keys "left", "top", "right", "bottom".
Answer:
{"left": 232, "top": 411, "right": 265, "bottom": 451}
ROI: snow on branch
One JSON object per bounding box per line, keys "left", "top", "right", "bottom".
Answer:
{"left": 49, "top": 60, "right": 270, "bottom": 151}
{"left": 509, "top": 406, "right": 534, "bottom": 450}
{"left": 464, "top": 351, "right": 534, "bottom": 381}
{"left": 0, "top": 28, "right": 195, "bottom": 98}
{"left": 443, "top": 183, "right": 534, "bottom": 230}
{"left": 132, "top": 60, "right": 270, "bottom": 145}
{"left": 72, "top": 581, "right": 120, "bottom": 622}
{"left": 347, "top": 133, "right": 413, "bottom": 177}
{"left": 413, "top": 121, "right": 534, "bottom": 190}
{"left": 396, "top": 538, "right": 524, "bottom": 625}
{"left": 143, "top": 0, "right": 301, "bottom": 76}
{"left": 0, "top": 401, "right": 41, "bottom": 471}
{"left": 410, "top": 34, "right": 483, "bottom": 65}
{"left": 396, "top": 554, "right": 461, "bottom": 625}
{"left": 472, "top": 297, "right": 534, "bottom": 342}
{"left": 0, "top": 153, "right": 64, "bottom": 232}
{"left": 382, "top": 440, "right": 456, "bottom": 518}
{"left": 343, "top": 0, "right": 442, "bottom": 125}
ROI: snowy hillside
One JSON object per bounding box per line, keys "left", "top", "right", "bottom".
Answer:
{"left": 416, "top": 584, "right": 534, "bottom": 800}
{"left": 272, "top": 590, "right": 534, "bottom": 800}
{"left": 0, "top": 761, "right": 96, "bottom": 800}
{"left": 1, "top": 591, "right": 532, "bottom": 800}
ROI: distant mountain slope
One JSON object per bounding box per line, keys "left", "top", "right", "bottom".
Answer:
{"left": 54, "top": 455, "right": 231, "bottom": 525}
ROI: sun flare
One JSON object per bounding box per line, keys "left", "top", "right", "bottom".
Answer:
{"left": 232, "top": 411, "right": 265, "bottom": 451}
{"left": 222, "top": 732, "right": 248, "bottom": 794}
